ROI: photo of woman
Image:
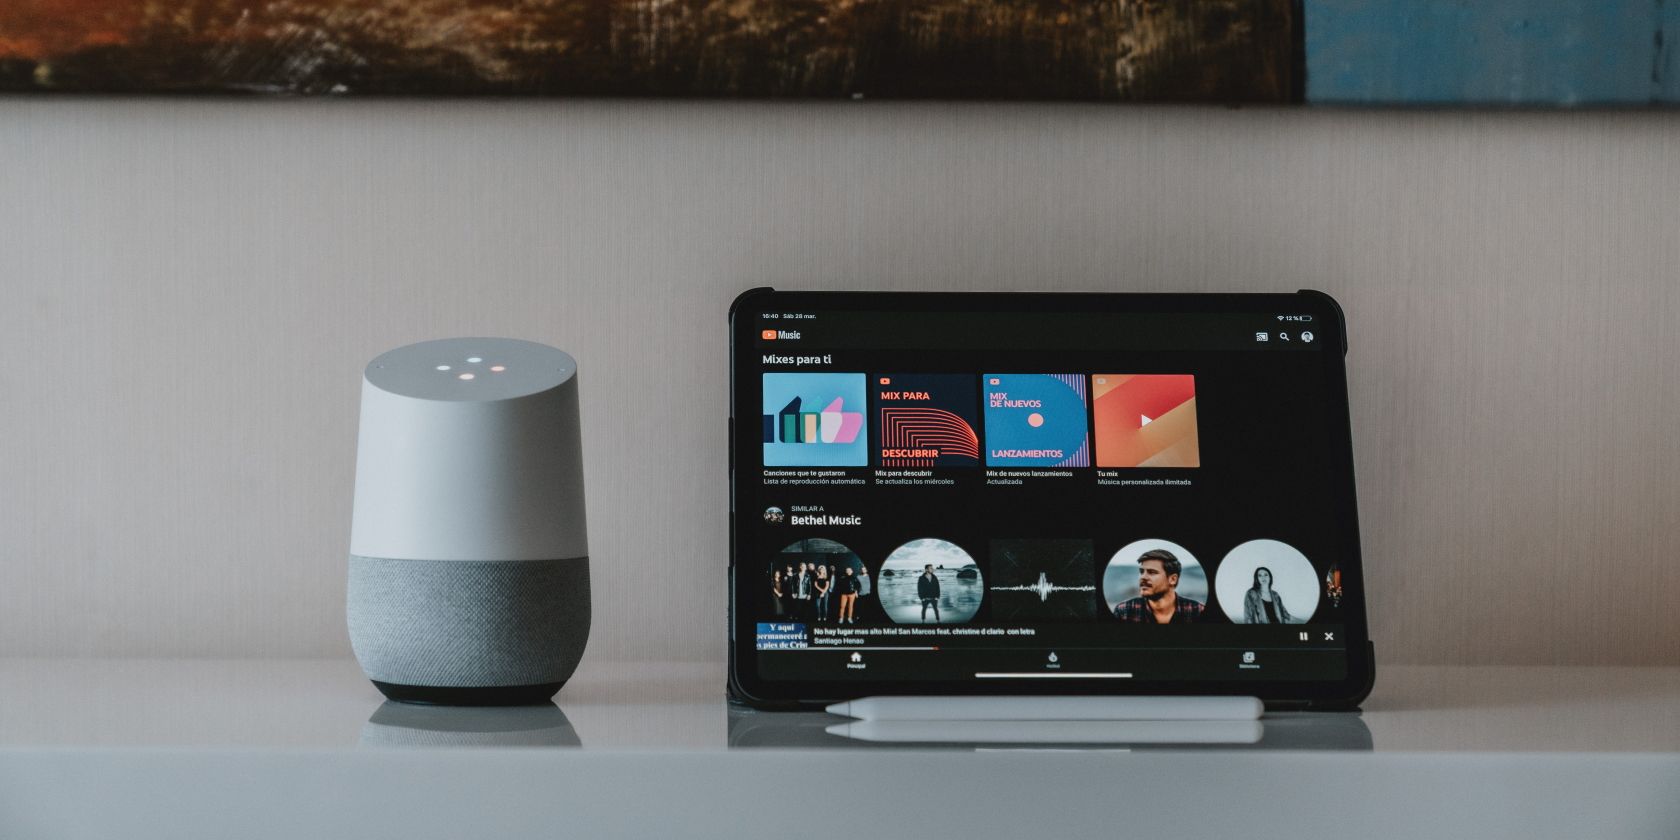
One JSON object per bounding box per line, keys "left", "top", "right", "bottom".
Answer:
{"left": 813, "top": 565, "right": 832, "bottom": 622}
{"left": 1242, "top": 567, "right": 1294, "bottom": 624}
{"left": 769, "top": 570, "right": 786, "bottom": 618}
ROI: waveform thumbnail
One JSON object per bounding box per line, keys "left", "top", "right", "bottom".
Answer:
{"left": 988, "top": 539, "right": 1098, "bottom": 621}
{"left": 992, "top": 572, "right": 1098, "bottom": 603}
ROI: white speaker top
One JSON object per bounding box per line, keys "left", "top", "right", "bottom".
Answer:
{"left": 365, "top": 337, "right": 577, "bottom": 403}
{"left": 351, "top": 337, "right": 588, "bottom": 562}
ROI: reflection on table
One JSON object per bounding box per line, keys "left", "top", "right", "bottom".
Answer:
{"left": 727, "top": 704, "right": 1371, "bottom": 751}
{"left": 360, "top": 702, "right": 583, "bottom": 748}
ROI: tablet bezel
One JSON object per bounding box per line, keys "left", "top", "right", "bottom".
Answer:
{"left": 727, "top": 289, "right": 1374, "bottom": 710}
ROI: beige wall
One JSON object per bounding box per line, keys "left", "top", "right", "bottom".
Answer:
{"left": 1, "top": 100, "right": 1676, "bottom": 665}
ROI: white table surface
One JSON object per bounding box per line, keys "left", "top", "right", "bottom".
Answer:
{"left": 2, "top": 659, "right": 1678, "bottom": 838}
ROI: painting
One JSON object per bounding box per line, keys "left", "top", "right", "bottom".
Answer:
{"left": 1306, "top": 0, "right": 1679, "bottom": 106}
{"left": 0, "top": 0, "right": 1296, "bottom": 98}
{"left": 0, "top": 1, "right": 1674, "bottom": 104}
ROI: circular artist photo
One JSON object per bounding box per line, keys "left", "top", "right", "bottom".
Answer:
{"left": 879, "top": 538, "right": 983, "bottom": 625}
{"left": 763, "top": 506, "right": 785, "bottom": 525}
{"left": 1214, "top": 539, "right": 1319, "bottom": 624}
{"left": 1103, "top": 539, "right": 1209, "bottom": 624}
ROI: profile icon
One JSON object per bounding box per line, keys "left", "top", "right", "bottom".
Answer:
{"left": 763, "top": 506, "right": 785, "bottom": 525}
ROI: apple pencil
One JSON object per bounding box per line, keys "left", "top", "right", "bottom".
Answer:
{"left": 825, "top": 695, "right": 1263, "bottom": 722}
{"left": 825, "top": 718, "right": 1264, "bottom": 745}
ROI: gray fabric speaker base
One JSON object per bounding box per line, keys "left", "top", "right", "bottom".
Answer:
{"left": 348, "top": 555, "right": 590, "bottom": 690}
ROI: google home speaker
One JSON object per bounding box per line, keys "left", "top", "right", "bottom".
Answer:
{"left": 348, "top": 337, "right": 589, "bottom": 705}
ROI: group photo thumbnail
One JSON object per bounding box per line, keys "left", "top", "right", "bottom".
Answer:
{"left": 767, "top": 538, "right": 871, "bottom": 625}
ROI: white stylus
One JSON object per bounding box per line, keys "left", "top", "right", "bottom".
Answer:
{"left": 825, "top": 719, "right": 1264, "bottom": 745}
{"left": 825, "top": 695, "right": 1263, "bottom": 721}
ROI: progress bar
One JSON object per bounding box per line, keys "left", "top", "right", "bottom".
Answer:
{"left": 808, "top": 646, "right": 939, "bottom": 652}
{"left": 975, "top": 672, "right": 1134, "bottom": 679}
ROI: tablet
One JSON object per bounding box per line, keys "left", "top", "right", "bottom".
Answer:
{"left": 728, "top": 289, "right": 1374, "bottom": 709}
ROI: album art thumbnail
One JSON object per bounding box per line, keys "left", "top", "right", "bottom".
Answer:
{"left": 1092, "top": 374, "right": 1200, "bottom": 468}
{"left": 1104, "top": 539, "right": 1209, "bottom": 624}
{"left": 770, "top": 538, "right": 868, "bottom": 624}
{"left": 762, "top": 373, "right": 868, "bottom": 467}
{"left": 987, "top": 539, "right": 1098, "bottom": 621}
{"left": 981, "top": 374, "right": 1091, "bottom": 468}
{"left": 878, "top": 539, "right": 983, "bottom": 625}
{"left": 875, "top": 374, "right": 981, "bottom": 467}
{"left": 1213, "top": 539, "right": 1319, "bottom": 624}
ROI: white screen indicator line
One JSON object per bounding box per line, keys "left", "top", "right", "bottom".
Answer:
{"left": 976, "top": 672, "right": 1134, "bottom": 679}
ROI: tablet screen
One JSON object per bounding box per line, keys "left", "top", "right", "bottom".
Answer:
{"left": 730, "top": 291, "right": 1369, "bottom": 705}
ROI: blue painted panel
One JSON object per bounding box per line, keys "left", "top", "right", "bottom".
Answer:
{"left": 1306, "top": 0, "right": 1680, "bottom": 105}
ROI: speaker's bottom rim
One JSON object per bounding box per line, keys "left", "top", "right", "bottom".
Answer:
{"left": 372, "top": 680, "right": 565, "bottom": 707}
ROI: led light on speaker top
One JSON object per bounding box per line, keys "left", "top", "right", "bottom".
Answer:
{"left": 458, "top": 373, "right": 474, "bottom": 380}
{"left": 491, "top": 366, "right": 506, "bottom": 372}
